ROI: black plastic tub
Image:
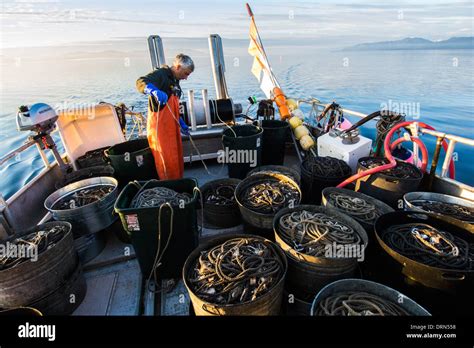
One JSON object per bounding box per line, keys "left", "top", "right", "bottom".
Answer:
{"left": 199, "top": 178, "right": 241, "bottom": 228}
{"left": 76, "top": 146, "right": 110, "bottom": 169}
{"left": 374, "top": 211, "right": 474, "bottom": 315}
{"left": 105, "top": 137, "right": 158, "bottom": 185}
{"left": 114, "top": 178, "right": 199, "bottom": 279}
{"left": 356, "top": 157, "right": 423, "bottom": 209}
{"left": 183, "top": 234, "right": 287, "bottom": 316}
{"left": 273, "top": 205, "right": 368, "bottom": 299}
{"left": 300, "top": 156, "right": 352, "bottom": 205}
{"left": 247, "top": 165, "right": 301, "bottom": 186}
{"left": 259, "top": 119, "right": 289, "bottom": 165}
{"left": 56, "top": 165, "right": 115, "bottom": 190}
{"left": 222, "top": 124, "right": 263, "bottom": 179}
{"left": 235, "top": 172, "right": 301, "bottom": 231}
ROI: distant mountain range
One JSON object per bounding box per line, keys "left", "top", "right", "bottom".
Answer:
{"left": 344, "top": 37, "right": 474, "bottom": 51}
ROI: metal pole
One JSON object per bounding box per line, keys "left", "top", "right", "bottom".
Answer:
{"left": 148, "top": 35, "right": 166, "bottom": 70}
{"left": 441, "top": 139, "right": 456, "bottom": 177}
{"left": 208, "top": 34, "right": 229, "bottom": 100}
{"left": 202, "top": 89, "right": 212, "bottom": 129}
{"left": 187, "top": 90, "right": 197, "bottom": 132}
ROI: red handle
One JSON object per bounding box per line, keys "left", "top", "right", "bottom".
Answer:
{"left": 246, "top": 3, "right": 253, "bottom": 17}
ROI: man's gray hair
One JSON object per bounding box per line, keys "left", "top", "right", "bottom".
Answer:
{"left": 174, "top": 54, "right": 194, "bottom": 72}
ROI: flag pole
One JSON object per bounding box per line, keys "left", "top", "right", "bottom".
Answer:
{"left": 246, "top": 3, "right": 279, "bottom": 88}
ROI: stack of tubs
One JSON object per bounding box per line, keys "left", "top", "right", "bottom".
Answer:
{"left": 258, "top": 120, "right": 289, "bottom": 165}
{"left": 322, "top": 187, "right": 394, "bottom": 280}
{"left": 0, "top": 222, "right": 86, "bottom": 315}
{"left": 44, "top": 177, "right": 119, "bottom": 263}
{"left": 273, "top": 205, "right": 368, "bottom": 315}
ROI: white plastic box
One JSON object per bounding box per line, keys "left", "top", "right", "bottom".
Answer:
{"left": 317, "top": 132, "right": 372, "bottom": 173}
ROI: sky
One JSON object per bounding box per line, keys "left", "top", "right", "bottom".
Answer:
{"left": 0, "top": 0, "right": 473, "bottom": 48}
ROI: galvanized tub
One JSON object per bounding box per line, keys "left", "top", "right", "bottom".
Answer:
{"left": 404, "top": 192, "right": 474, "bottom": 231}
{"left": 183, "top": 234, "right": 287, "bottom": 316}
{"left": 0, "top": 222, "right": 79, "bottom": 308}
{"left": 44, "top": 176, "right": 119, "bottom": 237}
{"left": 273, "top": 205, "right": 368, "bottom": 299}
{"left": 310, "top": 279, "right": 431, "bottom": 316}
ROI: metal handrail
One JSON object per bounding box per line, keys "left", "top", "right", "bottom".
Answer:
{"left": 300, "top": 100, "right": 474, "bottom": 178}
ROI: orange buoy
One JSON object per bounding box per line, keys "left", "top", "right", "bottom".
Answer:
{"left": 273, "top": 87, "right": 291, "bottom": 120}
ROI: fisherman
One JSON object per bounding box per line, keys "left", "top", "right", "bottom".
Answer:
{"left": 136, "top": 54, "right": 194, "bottom": 179}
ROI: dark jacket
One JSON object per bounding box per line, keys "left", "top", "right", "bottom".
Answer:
{"left": 136, "top": 65, "right": 181, "bottom": 111}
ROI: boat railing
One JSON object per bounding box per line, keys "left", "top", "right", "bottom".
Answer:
{"left": 299, "top": 99, "right": 474, "bottom": 179}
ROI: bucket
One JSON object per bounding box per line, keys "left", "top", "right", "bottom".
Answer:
{"left": 259, "top": 120, "right": 289, "bottom": 165}
{"left": 356, "top": 157, "right": 423, "bottom": 209}
{"left": 183, "top": 234, "right": 287, "bottom": 315}
{"left": 114, "top": 178, "right": 199, "bottom": 279}
{"left": 247, "top": 165, "right": 301, "bottom": 186}
{"left": 235, "top": 172, "right": 301, "bottom": 231}
{"left": 44, "top": 177, "right": 119, "bottom": 237}
{"left": 273, "top": 205, "right": 368, "bottom": 299}
{"left": 321, "top": 187, "right": 394, "bottom": 280}
{"left": 374, "top": 211, "right": 473, "bottom": 314}
{"left": 311, "top": 279, "right": 431, "bottom": 316}
{"left": 300, "top": 156, "right": 352, "bottom": 205}
{"left": 56, "top": 165, "right": 115, "bottom": 190}
{"left": 199, "top": 178, "right": 242, "bottom": 228}
{"left": 76, "top": 146, "right": 110, "bottom": 169}
{"left": 0, "top": 222, "right": 80, "bottom": 309}
{"left": 105, "top": 137, "right": 158, "bottom": 185}
{"left": 222, "top": 124, "right": 263, "bottom": 179}
{"left": 403, "top": 192, "right": 474, "bottom": 229}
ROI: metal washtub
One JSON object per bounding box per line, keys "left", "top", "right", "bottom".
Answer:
{"left": 44, "top": 177, "right": 119, "bottom": 237}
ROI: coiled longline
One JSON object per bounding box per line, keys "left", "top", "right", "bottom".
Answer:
{"left": 277, "top": 209, "right": 362, "bottom": 256}
{"left": 411, "top": 200, "right": 474, "bottom": 223}
{"left": 189, "top": 237, "right": 284, "bottom": 305}
{"left": 381, "top": 223, "right": 474, "bottom": 270}
{"left": 0, "top": 225, "right": 68, "bottom": 270}
{"left": 241, "top": 180, "right": 300, "bottom": 214}
{"left": 131, "top": 186, "right": 191, "bottom": 208}
{"left": 327, "top": 192, "right": 382, "bottom": 226}
{"left": 314, "top": 291, "right": 409, "bottom": 316}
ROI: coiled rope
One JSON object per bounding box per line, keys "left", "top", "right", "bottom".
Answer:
{"left": 0, "top": 225, "right": 68, "bottom": 270}
{"left": 411, "top": 200, "right": 474, "bottom": 224}
{"left": 189, "top": 237, "right": 284, "bottom": 305}
{"left": 327, "top": 192, "right": 382, "bottom": 226}
{"left": 204, "top": 184, "right": 237, "bottom": 206}
{"left": 277, "top": 210, "right": 362, "bottom": 256}
{"left": 131, "top": 186, "right": 191, "bottom": 208}
{"left": 359, "top": 158, "right": 421, "bottom": 179}
{"left": 241, "top": 180, "right": 300, "bottom": 214}
{"left": 52, "top": 185, "right": 114, "bottom": 210}
{"left": 381, "top": 223, "right": 474, "bottom": 270}
{"left": 302, "top": 156, "right": 351, "bottom": 178}
{"left": 314, "top": 291, "right": 409, "bottom": 316}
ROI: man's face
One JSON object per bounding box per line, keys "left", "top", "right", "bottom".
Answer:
{"left": 175, "top": 65, "right": 193, "bottom": 80}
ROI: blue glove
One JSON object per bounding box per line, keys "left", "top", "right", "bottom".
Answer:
{"left": 144, "top": 83, "right": 168, "bottom": 106}
{"left": 179, "top": 117, "right": 189, "bottom": 136}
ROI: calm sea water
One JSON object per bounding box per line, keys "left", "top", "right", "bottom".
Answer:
{"left": 0, "top": 40, "right": 473, "bottom": 199}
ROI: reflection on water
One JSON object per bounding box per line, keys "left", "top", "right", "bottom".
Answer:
{"left": 0, "top": 40, "right": 473, "bottom": 199}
